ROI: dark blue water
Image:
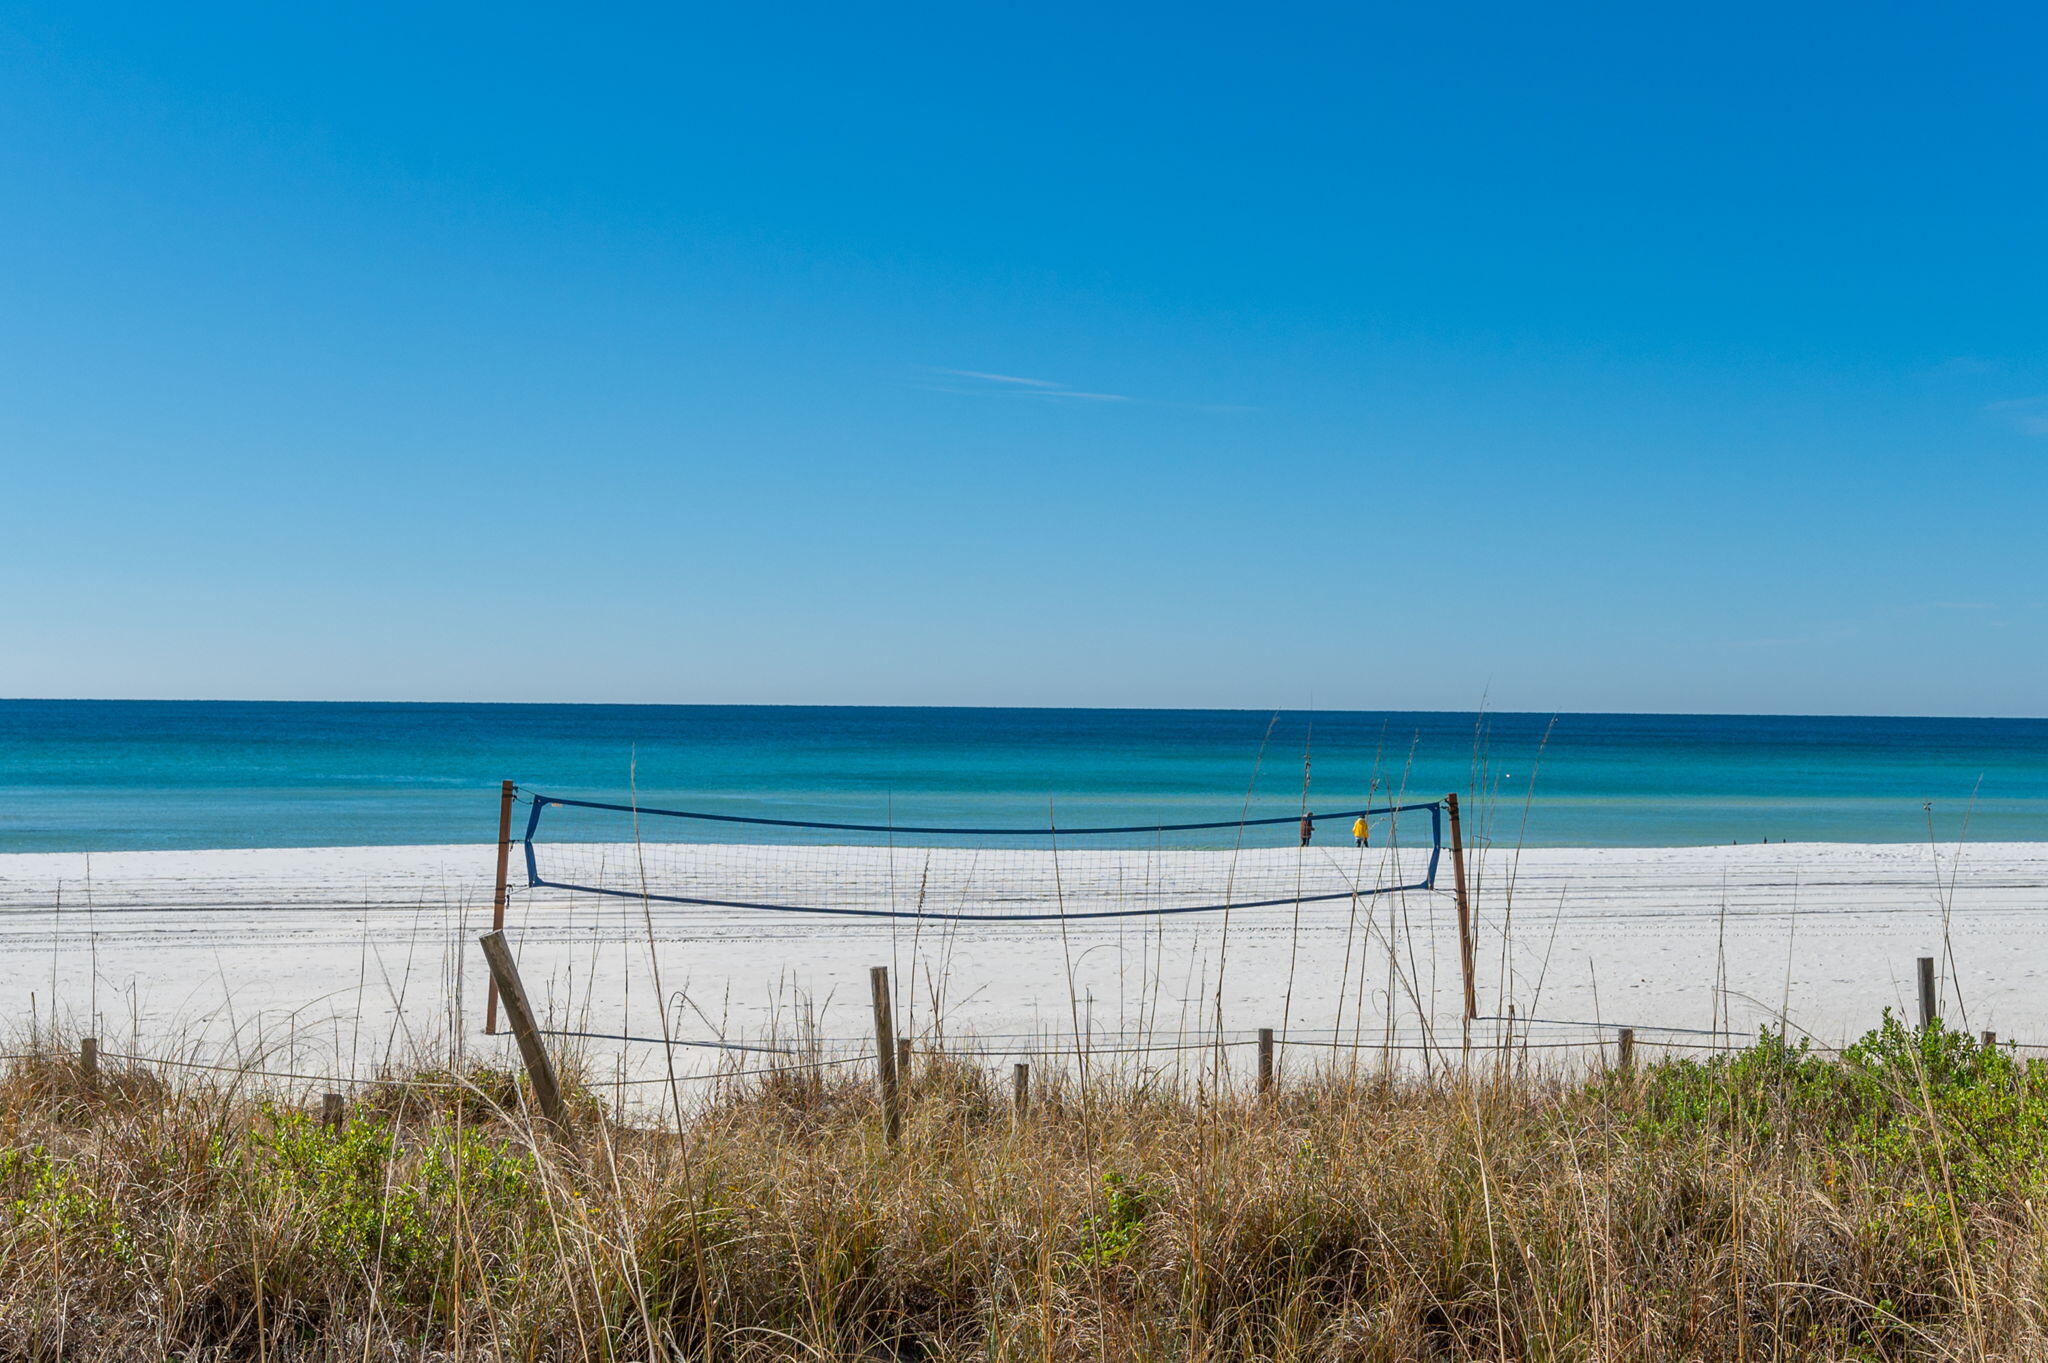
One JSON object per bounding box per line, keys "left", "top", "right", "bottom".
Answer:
{"left": 0, "top": 701, "right": 2041, "bottom": 851}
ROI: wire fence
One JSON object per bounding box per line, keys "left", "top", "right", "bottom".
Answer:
{"left": 12, "top": 1013, "right": 2042, "bottom": 1100}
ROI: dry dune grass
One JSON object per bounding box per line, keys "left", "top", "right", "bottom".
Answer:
{"left": 5, "top": 1020, "right": 2048, "bottom": 1360}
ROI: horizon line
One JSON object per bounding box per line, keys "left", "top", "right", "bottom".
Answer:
{"left": 2, "top": 696, "right": 2044, "bottom": 723}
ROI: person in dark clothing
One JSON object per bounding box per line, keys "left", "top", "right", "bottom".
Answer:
{"left": 1299, "top": 813, "right": 1313, "bottom": 847}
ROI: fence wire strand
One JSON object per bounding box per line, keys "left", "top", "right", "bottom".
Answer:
{"left": 3, "top": 1018, "right": 2033, "bottom": 1096}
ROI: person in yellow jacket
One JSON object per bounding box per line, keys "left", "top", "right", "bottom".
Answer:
{"left": 1352, "top": 815, "right": 1370, "bottom": 847}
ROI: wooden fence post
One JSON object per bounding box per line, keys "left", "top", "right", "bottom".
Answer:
{"left": 322, "top": 1092, "right": 345, "bottom": 1130}
{"left": 1446, "top": 794, "right": 1478, "bottom": 1033}
{"left": 897, "top": 1036, "right": 912, "bottom": 1086}
{"left": 79, "top": 1037, "right": 98, "bottom": 1082}
{"left": 1917, "top": 956, "right": 1937, "bottom": 1030}
{"left": 478, "top": 930, "right": 567, "bottom": 1130}
{"left": 1982, "top": 1030, "right": 1998, "bottom": 1047}
{"left": 1616, "top": 1027, "right": 1635, "bottom": 1074}
{"left": 1013, "top": 1062, "right": 1030, "bottom": 1117}
{"left": 485, "top": 780, "right": 516, "bottom": 1035}
{"left": 1257, "top": 1027, "right": 1275, "bottom": 1096}
{"left": 870, "top": 966, "right": 901, "bottom": 1143}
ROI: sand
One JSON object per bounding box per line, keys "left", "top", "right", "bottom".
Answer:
{"left": 2, "top": 840, "right": 2044, "bottom": 1089}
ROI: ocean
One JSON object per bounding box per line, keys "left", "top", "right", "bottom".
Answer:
{"left": 0, "top": 701, "right": 2042, "bottom": 851}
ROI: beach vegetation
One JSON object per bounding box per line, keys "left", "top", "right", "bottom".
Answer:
{"left": 6, "top": 1028, "right": 2048, "bottom": 1359}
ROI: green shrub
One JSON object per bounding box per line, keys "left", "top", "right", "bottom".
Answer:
{"left": 1636, "top": 1014, "right": 2048, "bottom": 1208}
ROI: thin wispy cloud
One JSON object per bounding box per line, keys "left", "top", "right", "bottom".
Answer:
{"left": 913, "top": 365, "right": 1254, "bottom": 411}
{"left": 939, "top": 369, "right": 1063, "bottom": 388}
{"left": 922, "top": 367, "right": 1131, "bottom": 403}
{"left": 1985, "top": 395, "right": 2048, "bottom": 436}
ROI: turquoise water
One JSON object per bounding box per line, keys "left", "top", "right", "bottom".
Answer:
{"left": 0, "top": 701, "right": 2043, "bottom": 851}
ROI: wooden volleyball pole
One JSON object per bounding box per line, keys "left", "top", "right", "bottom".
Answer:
{"left": 485, "top": 780, "right": 515, "bottom": 1035}
{"left": 1447, "top": 793, "right": 1478, "bottom": 1038}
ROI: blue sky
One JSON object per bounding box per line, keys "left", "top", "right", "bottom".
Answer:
{"left": 2, "top": 2, "right": 2043, "bottom": 714}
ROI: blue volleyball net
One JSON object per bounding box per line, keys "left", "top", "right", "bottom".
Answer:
{"left": 519, "top": 792, "right": 1443, "bottom": 922}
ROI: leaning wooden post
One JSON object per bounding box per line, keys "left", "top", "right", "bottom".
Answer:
{"left": 1012, "top": 1062, "right": 1030, "bottom": 1117}
{"left": 1916, "top": 956, "right": 1937, "bottom": 1031}
{"left": 79, "top": 1037, "right": 98, "bottom": 1082}
{"left": 478, "top": 930, "right": 566, "bottom": 1130}
{"left": 485, "top": 780, "right": 516, "bottom": 1035}
{"left": 322, "top": 1092, "right": 345, "bottom": 1130}
{"left": 1616, "top": 1027, "right": 1636, "bottom": 1075}
{"left": 1257, "top": 1027, "right": 1276, "bottom": 1096}
{"left": 870, "top": 966, "right": 902, "bottom": 1143}
{"left": 1446, "top": 794, "right": 1479, "bottom": 1034}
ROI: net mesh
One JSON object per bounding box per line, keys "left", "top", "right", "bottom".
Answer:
{"left": 522, "top": 794, "right": 1442, "bottom": 922}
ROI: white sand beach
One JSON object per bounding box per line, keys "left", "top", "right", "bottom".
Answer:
{"left": 3, "top": 840, "right": 2044, "bottom": 1087}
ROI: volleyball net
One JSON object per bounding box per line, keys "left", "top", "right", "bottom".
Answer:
{"left": 518, "top": 792, "right": 1444, "bottom": 922}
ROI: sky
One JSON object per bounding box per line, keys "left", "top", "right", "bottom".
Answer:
{"left": 1, "top": 2, "right": 2043, "bottom": 716}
